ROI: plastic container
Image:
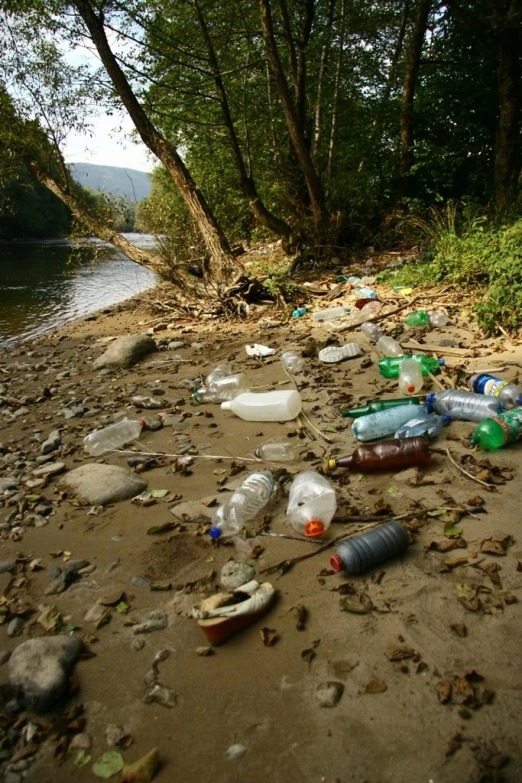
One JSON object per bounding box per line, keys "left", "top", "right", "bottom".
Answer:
{"left": 428, "top": 311, "right": 448, "bottom": 327}
{"left": 326, "top": 436, "right": 431, "bottom": 473}
{"left": 312, "top": 307, "right": 350, "bottom": 322}
{"left": 360, "top": 322, "right": 383, "bottom": 341}
{"left": 404, "top": 310, "right": 448, "bottom": 327}
{"left": 330, "top": 521, "right": 410, "bottom": 574}
{"left": 471, "top": 373, "right": 522, "bottom": 408}
{"left": 395, "top": 412, "right": 451, "bottom": 439}
{"left": 378, "top": 354, "right": 444, "bottom": 379}
{"left": 376, "top": 336, "right": 404, "bottom": 357}
{"left": 83, "top": 418, "right": 143, "bottom": 456}
{"left": 318, "top": 343, "right": 361, "bottom": 363}
{"left": 329, "top": 301, "right": 382, "bottom": 331}
{"left": 352, "top": 404, "right": 426, "bottom": 441}
{"left": 253, "top": 443, "right": 296, "bottom": 461}
{"left": 286, "top": 471, "right": 337, "bottom": 538}
{"left": 206, "top": 363, "right": 233, "bottom": 384}
{"left": 210, "top": 471, "right": 275, "bottom": 539}
{"left": 352, "top": 287, "right": 377, "bottom": 299}
{"left": 221, "top": 390, "right": 302, "bottom": 421}
{"left": 193, "top": 373, "right": 250, "bottom": 403}
{"left": 398, "top": 359, "right": 424, "bottom": 394}
{"left": 292, "top": 306, "right": 308, "bottom": 318}
{"left": 341, "top": 397, "right": 421, "bottom": 419}
{"left": 426, "top": 390, "right": 502, "bottom": 422}
{"left": 281, "top": 352, "right": 304, "bottom": 373}
{"left": 469, "top": 408, "right": 522, "bottom": 450}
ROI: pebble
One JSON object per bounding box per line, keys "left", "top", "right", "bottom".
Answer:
{"left": 70, "top": 732, "right": 92, "bottom": 750}
{"left": 220, "top": 561, "right": 255, "bottom": 590}
{"left": 40, "top": 430, "right": 61, "bottom": 455}
{"left": 130, "top": 575, "right": 152, "bottom": 589}
{"left": 315, "top": 681, "right": 344, "bottom": 708}
{"left": 224, "top": 743, "right": 248, "bottom": 761}
{"left": 31, "top": 462, "right": 66, "bottom": 478}
{"left": 0, "top": 650, "right": 11, "bottom": 665}
{"left": 7, "top": 617, "right": 26, "bottom": 638}
{"left": 132, "top": 638, "right": 146, "bottom": 652}
{"left": 0, "top": 559, "right": 17, "bottom": 574}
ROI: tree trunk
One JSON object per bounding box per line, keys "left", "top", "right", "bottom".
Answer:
{"left": 312, "top": 0, "right": 335, "bottom": 162}
{"left": 326, "top": 0, "right": 345, "bottom": 181}
{"left": 72, "top": 0, "right": 240, "bottom": 288}
{"left": 397, "top": 0, "right": 431, "bottom": 201}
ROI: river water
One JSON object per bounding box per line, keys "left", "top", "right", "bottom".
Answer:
{"left": 0, "top": 234, "right": 159, "bottom": 348}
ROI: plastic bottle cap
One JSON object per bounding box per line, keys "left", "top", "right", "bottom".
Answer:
{"left": 325, "top": 458, "right": 337, "bottom": 471}
{"left": 330, "top": 554, "right": 344, "bottom": 572}
{"left": 253, "top": 448, "right": 261, "bottom": 458}
{"left": 220, "top": 401, "right": 231, "bottom": 410}
{"left": 469, "top": 434, "right": 478, "bottom": 445}
{"left": 407, "top": 384, "right": 415, "bottom": 393}
{"left": 517, "top": 397, "right": 522, "bottom": 406}
{"left": 209, "top": 526, "right": 222, "bottom": 540}
{"left": 305, "top": 519, "right": 325, "bottom": 538}
{"left": 442, "top": 414, "right": 452, "bottom": 425}
{"left": 438, "top": 359, "right": 445, "bottom": 366}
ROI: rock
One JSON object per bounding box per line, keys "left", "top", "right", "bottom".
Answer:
{"left": 220, "top": 561, "right": 255, "bottom": 590}
{"left": 7, "top": 617, "right": 26, "bottom": 638}
{"left": 132, "top": 610, "right": 168, "bottom": 634}
{"left": 0, "top": 559, "right": 17, "bottom": 574}
{"left": 132, "top": 638, "right": 146, "bottom": 652}
{"left": 40, "top": 430, "right": 61, "bottom": 455}
{"left": 70, "top": 732, "right": 92, "bottom": 750}
{"left": 143, "top": 683, "right": 176, "bottom": 708}
{"left": 140, "top": 415, "right": 163, "bottom": 431}
{"left": 0, "top": 478, "right": 19, "bottom": 493}
{"left": 225, "top": 743, "right": 248, "bottom": 761}
{"left": 64, "top": 559, "right": 90, "bottom": 574}
{"left": 130, "top": 575, "right": 152, "bottom": 589}
{"left": 105, "top": 724, "right": 127, "bottom": 746}
{"left": 93, "top": 335, "right": 157, "bottom": 370}
{"left": 44, "top": 571, "right": 76, "bottom": 595}
{"left": 8, "top": 635, "right": 83, "bottom": 712}
{"left": 59, "top": 464, "right": 147, "bottom": 506}
{"left": 0, "top": 650, "right": 11, "bottom": 665}
{"left": 31, "top": 462, "right": 66, "bottom": 478}
{"left": 315, "top": 681, "right": 344, "bottom": 708}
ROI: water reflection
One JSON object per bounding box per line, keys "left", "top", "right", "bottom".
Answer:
{"left": 0, "top": 236, "right": 158, "bottom": 347}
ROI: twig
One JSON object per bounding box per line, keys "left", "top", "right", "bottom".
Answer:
{"left": 259, "top": 531, "right": 322, "bottom": 543}
{"left": 427, "top": 371, "right": 445, "bottom": 391}
{"left": 444, "top": 447, "right": 495, "bottom": 491}
{"left": 496, "top": 323, "right": 516, "bottom": 350}
{"left": 106, "top": 447, "right": 260, "bottom": 463}
{"left": 281, "top": 364, "right": 333, "bottom": 443}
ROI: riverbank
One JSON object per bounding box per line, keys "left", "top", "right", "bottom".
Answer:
{"left": 1, "top": 275, "right": 521, "bottom": 783}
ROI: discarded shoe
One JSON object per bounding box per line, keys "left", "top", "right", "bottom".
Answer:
{"left": 192, "top": 580, "right": 276, "bottom": 645}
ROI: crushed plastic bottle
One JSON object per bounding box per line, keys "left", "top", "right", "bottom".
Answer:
{"left": 221, "top": 390, "right": 302, "bottom": 421}
{"left": 330, "top": 301, "right": 382, "bottom": 330}
{"left": 341, "top": 397, "right": 421, "bottom": 419}
{"left": 360, "top": 322, "right": 383, "bottom": 341}
{"left": 193, "top": 374, "right": 250, "bottom": 403}
{"left": 398, "top": 359, "right": 424, "bottom": 394}
{"left": 379, "top": 354, "right": 444, "bottom": 378}
{"left": 281, "top": 352, "right": 304, "bottom": 373}
{"left": 394, "top": 412, "right": 451, "bottom": 439}
{"left": 471, "top": 373, "right": 522, "bottom": 408}
{"left": 376, "top": 336, "right": 404, "bottom": 357}
{"left": 326, "top": 436, "right": 431, "bottom": 473}
{"left": 286, "top": 471, "right": 337, "bottom": 538}
{"left": 352, "top": 404, "right": 426, "bottom": 441}
{"left": 312, "top": 306, "right": 350, "bottom": 322}
{"left": 131, "top": 396, "right": 164, "bottom": 409}
{"left": 84, "top": 419, "right": 143, "bottom": 456}
{"left": 469, "top": 409, "right": 522, "bottom": 450}
{"left": 318, "top": 343, "right": 361, "bottom": 363}
{"left": 330, "top": 521, "right": 410, "bottom": 574}
{"left": 210, "top": 471, "right": 275, "bottom": 539}
{"left": 253, "top": 442, "right": 296, "bottom": 461}
{"left": 426, "top": 390, "right": 502, "bottom": 422}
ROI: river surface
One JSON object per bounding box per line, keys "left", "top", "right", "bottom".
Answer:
{"left": 0, "top": 234, "right": 158, "bottom": 348}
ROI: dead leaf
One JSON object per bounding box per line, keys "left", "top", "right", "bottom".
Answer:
{"left": 120, "top": 747, "right": 160, "bottom": 783}
{"left": 372, "top": 570, "right": 385, "bottom": 585}
{"left": 473, "top": 561, "right": 502, "bottom": 586}
{"left": 301, "top": 648, "right": 316, "bottom": 667}
{"left": 260, "top": 627, "right": 278, "bottom": 647}
{"left": 94, "top": 607, "right": 112, "bottom": 630}
{"left": 384, "top": 645, "right": 419, "bottom": 662}
{"left": 445, "top": 733, "right": 463, "bottom": 756}
{"left": 453, "top": 583, "right": 481, "bottom": 612}
{"left": 336, "top": 582, "right": 357, "bottom": 595}
{"left": 426, "top": 538, "right": 467, "bottom": 552}
{"left": 451, "top": 675, "right": 475, "bottom": 699}
{"left": 480, "top": 536, "right": 514, "bottom": 556}
{"left": 147, "top": 522, "right": 179, "bottom": 535}
{"left": 364, "top": 678, "right": 387, "bottom": 694}
{"left": 339, "top": 593, "right": 373, "bottom": 614}
{"left": 450, "top": 623, "right": 468, "bottom": 638}
{"left": 444, "top": 520, "right": 463, "bottom": 538}
{"left": 37, "top": 605, "right": 62, "bottom": 632}
{"left": 437, "top": 680, "right": 453, "bottom": 704}
{"left": 467, "top": 496, "right": 485, "bottom": 506}
{"left": 293, "top": 604, "right": 307, "bottom": 631}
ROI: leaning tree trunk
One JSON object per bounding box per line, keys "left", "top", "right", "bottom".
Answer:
{"left": 73, "top": 0, "right": 241, "bottom": 289}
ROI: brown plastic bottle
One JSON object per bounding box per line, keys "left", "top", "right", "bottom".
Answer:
{"left": 326, "top": 436, "right": 431, "bottom": 473}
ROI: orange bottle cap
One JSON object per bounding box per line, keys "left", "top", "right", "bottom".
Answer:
{"left": 330, "top": 554, "right": 344, "bottom": 572}
{"left": 408, "top": 385, "right": 415, "bottom": 393}
{"left": 305, "top": 519, "right": 325, "bottom": 538}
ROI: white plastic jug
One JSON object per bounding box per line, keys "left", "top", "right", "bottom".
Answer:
{"left": 221, "top": 390, "right": 302, "bottom": 421}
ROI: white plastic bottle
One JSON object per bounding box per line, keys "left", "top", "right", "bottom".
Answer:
{"left": 281, "top": 352, "right": 304, "bottom": 373}
{"left": 352, "top": 404, "right": 426, "bottom": 441}
{"left": 286, "top": 471, "right": 337, "bottom": 538}
{"left": 376, "top": 336, "right": 404, "bottom": 357}
{"left": 83, "top": 419, "right": 143, "bottom": 456}
{"left": 360, "top": 322, "right": 383, "bottom": 341}
{"left": 210, "top": 471, "right": 275, "bottom": 539}
{"left": 312, "top": 306, "right": 350, "bottom": 322}
{"left": 221, "top": 390, "right": 302, "bottom": 421}
{"left": 253, "top": 443, "right": 296, "bottom": 461}
{"left": 193, "top": 374, "right": 250, "bottom": 403}
{"left": 398, "top": 359, "right": 424, "bottom": 394}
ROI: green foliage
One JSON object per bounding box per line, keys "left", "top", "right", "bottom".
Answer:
{"left": 250, "top": 257, "right": 296, "bottom": 300}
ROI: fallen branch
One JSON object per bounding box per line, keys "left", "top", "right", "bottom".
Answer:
{"left": 443, "top": 447, "right": 495, "bottom": 491}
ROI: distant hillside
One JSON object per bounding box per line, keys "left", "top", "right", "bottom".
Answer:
{"left": 70, "top": 163, "right": 152, "bottom": 204}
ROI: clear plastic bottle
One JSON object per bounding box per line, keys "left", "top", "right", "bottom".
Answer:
{"left": 221, "top": 390, "right": 302, "bottom": 421}
{"left": 428, "top": 311, "right": 448, "bottom": 327}
{"left": 341, "top": 397, "right": 421, "bottom": 419}
{"left": 404, "top": 310, "right": 448, "bottom": 327}
{"left": 469, "top": 409, "right": 522, "bottom": 450}
{"left": 426, "top": 390, "right": 502, "bottom": 422}
{"left": 281, "top": 352, "right": 304, "bottom": 373}
{"left": 131, "top": 396, "right": 164, "bottom": 409}
{"left": 83, "top": 419, "right": 143, "bottom": 456}
{"left": 210, "top": 471, "right": 275, "bottom": 539}
{"left": 398, "top": 359, "right": 424, "bottom": 394}
{"left": 193, "top": 374, "right": 250, "bottom": 403}
{"left": 330, "top": 521, "right": 410, "bottom": 574}
{"left": 352, "top": 404, "right": 426, "bottom": 441}
{"left": 470, "top": 373, "right": 522, "bottom": 408}
{"left": 326, "top": 437, "right": 431, "bottom": 473}
{"left": 206, "top": 363, "right": 233, "bottom": 384}
{"left": 379, "top": 354, "right": 444, "bottom": 378}
{"left": 352, "top": 287, "right": 377, "bottom": 299}
{"left": 329, "top": 301, "right": 382, "bottom": 331}
{"left": 312, "top": 306, "right": 350, "bottom": 322}
{"left": 376, "top": 336, "right": 404, "bottom": 357}
{"left": 360, "top": 322, "right": 383, "bottom": 341}
{"left": 286, "top": 471, "right": 337, "bottom": 538}
{"left": 253, "top": 443, "right": 296, "bottom": 461}
{"left": 395, "top": 412, "right": 451, "bottom": 439}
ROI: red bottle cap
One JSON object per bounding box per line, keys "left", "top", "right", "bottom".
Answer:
{"left": 330, "top": 554, "right": 344, "bottom": 572}
{"left": 407, "top": 385, "right": 415, "bottom": 393}
{"left": 305, "top": 519, "right": 325, "bottom": 538}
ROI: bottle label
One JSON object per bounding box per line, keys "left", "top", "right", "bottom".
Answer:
{"left": 492, "top": 409, "right": 522, "bottom": 444}
{"left": 475, "top": 375, "right": 508, "bottom": 398}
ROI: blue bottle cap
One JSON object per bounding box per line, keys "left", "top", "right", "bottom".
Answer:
{"left": 442, "top": 414, "right": 452, "bottom": 425}
{"left": 425, "top": 393, "right": 435, "bottom": 412}
{"left": 516, "top": 397, "right": 522, "bottom": 406}
{"left": 437, "top": 359, "right": 445, "bottom": 366}
{"left": 209, "top": 526, "right": 222, "bottom": 540}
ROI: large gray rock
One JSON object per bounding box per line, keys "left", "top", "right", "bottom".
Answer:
{"left": 93, "top": 335, "right": 157, "bottom": 370}
{"left": 59, "top": 464, "right": 147, "bottom": 506}
{"left": 8, "top": 635, "right": 83, "bottom": 712}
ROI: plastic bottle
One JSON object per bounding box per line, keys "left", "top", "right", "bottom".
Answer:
{"left": 341, "top": 397, "right": 421, "bottom": 419}
{"left": 352, "top": 404, "right": 426, "bottom": 441}
{"left": 376, "top": 336, "right": 404, "bottom": 357}
{"left": 330, "top": 521, "right": 410, "bottom": 574}
{"left": 360, "top": 322, "right": 383, "bottom": 341}
{"left": 318, "top": 344, "right": 360, "bottom": 363}
{"left": 326, "top": 436, "right": 431, "bottom": 473}
{"left": 253, "top": 443, "right": 296, "bottom": 461}
{"left": 426, "top": 390, "right": 502, "bottom": 422}
{"left": 329, "top": 301, "right": 382, "bottom": 331}
{"left": 404, "top": 310, "right": 448, "bottom": 327}
{"left": 428, "top": 311, "right": 448, "bottom": 327}
{"left": 395, "top": 412, "right": 451, "bottom": 439}
{"left": 469, "top": 409, "right": 522, "bottom": 450}
{"left": 131, "top": 396, "right": 164, "bottom": 409}
{"left": 286, "top": 471, "right": 337, "bottom": 538}
{"left": 209, "top": 471, "right": 275, "bottom": 539}
{"left": 378, "top": 354, "right": 444, "bottom": 378}
{"left": 292, "top": 306, "right": 309, "bottom": 318}
{"left": 281, "top": 352, "right": 304, "bottom": 373}
{"left": 206, "top": 363, "right": 233, "bottom": 384}
{"left": 398, "top": 359, "right": 424, "bottom": 394}
{"left": 352, "top": 287, "right": 377, "bottom": 299}
{"left": 193, "top": 374, "right": 250, "bottom": 403}
{"left": 312, "top": 306, "right": 350, "bottom": 322}
{"left": 83, "top": 418, "right": 143, "bottom": 456}
{"left": 471, "top": 373, "right": 522, "bottom": 408}
{"left": 221, "top": 390, "right": 302, "bottom": 421}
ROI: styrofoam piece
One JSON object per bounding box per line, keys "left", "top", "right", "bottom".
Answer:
{"left": 245, "top": 343, "right": 276, "bottom": 358}
{"left": 318, "top": 343, "right": 361, "bottom": 363}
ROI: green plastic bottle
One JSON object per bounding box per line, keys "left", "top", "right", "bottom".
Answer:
{"left": 469, "top": 409, "right": 522, "bottom": 450}
{"left": 378, "top": 355, "right": 444, "bottom": 379}
{"left": 404, "top": 311, "right": 431, "bottom": 326}
{"left": 341, "top": 397, "right": 421, "bottom": 418}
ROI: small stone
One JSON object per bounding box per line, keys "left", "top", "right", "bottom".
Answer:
{"left": 40, "top": 430, "right": 61, "bottom": 455}
{"left": 132, "top": 638, "right": 146, "bottom": 652}
{"left": 84, "top": 603, "right": 105, "bottom": 623}
{"left": 220, "top": 561, "right": 255, "bottom": 590}
{"left": 224, "top": 743, "right": 247, "bottom": 761}
{"left": 0, "top": 477, "right": 19, "bottom": 493}
{"left": 64, "top": 559, "right": 90, "bottom": 574}
{"left": 0, "top": 559, "right": 17, "bottom": 574}
{"left": 143, "top": 683, "right": 176, "bottom": 708}
{"left": 105, "top": 723, "right": 127, "bottom": 747}
{"left": 0, "top": 650, "right": 11, "bottom": 665}
{"left": 132, "top": 610, "right": 168, "bottom": 634}
{"left": 59, "top": 464, "right": 147, "bottom": 506}
{"left": 70, "top": 733, "right": 92, "bottom": 750}
{"left": 315, "top": 681, "right": 344, "bottom": 708}
{"left": 130, "top": 575, "right": 152, "bottom": 589}
{"left": 31, "top": 462, "right": 66, "bottom": 478}
{"left": 93, "top": 335, "right": 157, "bottom": 370}
{"left": 4, "top": 771, "right": 22, "bottom": 783}
{"left": 7, "top": 617, "right": 26, "bottom": 638}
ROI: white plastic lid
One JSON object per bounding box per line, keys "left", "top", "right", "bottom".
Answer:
{"left": 221, "top": 401, "right": 231, "bottom": 410}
